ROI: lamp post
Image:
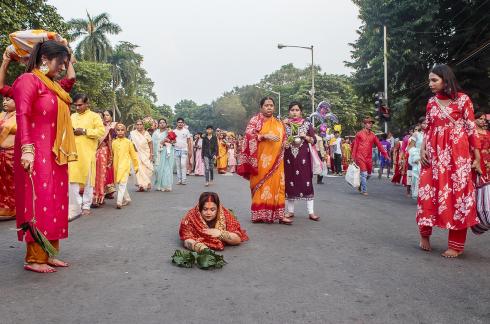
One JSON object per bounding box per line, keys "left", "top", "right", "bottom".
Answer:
{"left": 278, "top": 43, "right": 315, "bottom": 121}
{"left": 255, "top": 85, "right": 281, "bottom": 119}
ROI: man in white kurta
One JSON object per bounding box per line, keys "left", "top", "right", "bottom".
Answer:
{"left": 68, "top": 95, "right": 105, "bottom": 220}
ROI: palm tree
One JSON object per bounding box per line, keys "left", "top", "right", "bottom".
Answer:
{"left": 68, "top": 11, "right": 121, "bottom": 62}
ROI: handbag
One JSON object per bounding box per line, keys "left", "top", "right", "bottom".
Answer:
{"left": 345, "top": 163, "right": 360, "bottom": 188}
{"left": 309, "top": 144, "right": 323, "bottom": 175}
{"left": 471, "top": 175, "right": 490, "bottom": 234}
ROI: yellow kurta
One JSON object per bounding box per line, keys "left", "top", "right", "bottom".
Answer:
{"left": 68, "top": 110, "right": 105, "bottom": 185}
{"left": 112, "top": 137, "right": 139, "bottom": 184}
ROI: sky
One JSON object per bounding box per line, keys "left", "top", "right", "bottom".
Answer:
{"left": 48, "top": 0, "right": 361, "bottom": 107}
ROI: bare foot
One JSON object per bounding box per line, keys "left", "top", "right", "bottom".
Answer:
{"left": 441, "top": 249, "right": 463, "bottom": 258}
{"left": 24, "top": 263, "right": 56, "bottom": 273}
{"left": 309, "top": 214, "right": 320, "bottom": 221}
{"left": 361, "top": 192, "right": 368, "bottom": 196}
{"left": 48, "top": 258, "right": 69, "bottom": 267}
{"left": 419, "top": 236, "right": 431, "bottom": 251}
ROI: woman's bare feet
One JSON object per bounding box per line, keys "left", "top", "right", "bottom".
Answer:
{"left": 309, "top": 214, "right": 320, "bottom": 221}
{"left": 279, "top": 216, "right": 293, "bottom": 225}
{"left": 441, "top": 249, "right": 463, "bottom": 258}
{"left": 24, "top": 263, "right": 56, "bottom": 273}
{"left": 48, "top": 258, "right": 69, "bottom": 267}
{"left": 419, "top": 236, "right": 431, "bottom": 251}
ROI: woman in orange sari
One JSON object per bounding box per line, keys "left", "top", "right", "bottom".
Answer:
{"left": 237, "top": 97, "right": 289, "bottom": 224}
{"left": 217, "top": 132, "right": 228, "bottom": 174}
{"left": 179, "top": 192, "right": 248, "bottom": 252}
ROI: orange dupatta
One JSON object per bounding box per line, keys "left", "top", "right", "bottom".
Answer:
{"left": 32, "top": 69, "right": 77, "bottom": 165}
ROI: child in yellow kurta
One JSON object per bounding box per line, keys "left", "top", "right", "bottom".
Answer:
{"left": 112, "top": 123, "right": 139, "bottom": 209}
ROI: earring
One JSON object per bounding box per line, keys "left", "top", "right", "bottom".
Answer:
{"left": 40, "top": 61, "right": 49, "bottom": 75}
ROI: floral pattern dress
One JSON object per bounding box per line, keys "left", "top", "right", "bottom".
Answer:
{"left": 416, "top": 93, "right": 480, "bottom": 230}
{"left": 284, "top": 120, "right": 316, "bottom": 200}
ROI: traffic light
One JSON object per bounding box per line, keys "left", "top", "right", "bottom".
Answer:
{"left": 374, "top": 93, "right": 383, "bottom": 120}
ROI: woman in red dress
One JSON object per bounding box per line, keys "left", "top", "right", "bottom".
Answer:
{"left": 391, "top": 139, "right": 403, "bottom": 184}
{"left": 13, "top": 41, "right": 76, "bottom": 273}
{"left": 93, "top": 110, "right": 116, "bottom": 206}
{"left": 417, "top": 64, "right": 481, "bottom": 258}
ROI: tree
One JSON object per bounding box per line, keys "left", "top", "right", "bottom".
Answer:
{"left": 213, "top": 94, "right": 247, "bottom": 132}
{"left": 0, "top": 0, "right": 68, "bottom": 85}
{"left": 70, "top": 61, "right": 114, "bottom": 111}
{"left": 347, "top": 0, "right": 490, "bottom": 131}
{"left": 68, "top": 11, "right": 121, "bottom": 62}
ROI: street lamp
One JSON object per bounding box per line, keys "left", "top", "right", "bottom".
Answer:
{"left": 255, "top": 85, "right": 281, "bottom": 119}
{"left": 277, "top": 43, "right": 315, "bottom": 121}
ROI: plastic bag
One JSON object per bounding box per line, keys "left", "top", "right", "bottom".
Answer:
{"left": 345, "top": 163, "right": 360, "bottom": 188}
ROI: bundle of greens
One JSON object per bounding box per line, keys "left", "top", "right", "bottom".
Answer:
{"left": 287, "top": 122, "right": 302, "bottom": 144}
{"left": 171, "top": 249, "right": 226, "bottom": 270}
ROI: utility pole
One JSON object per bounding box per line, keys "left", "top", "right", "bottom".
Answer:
{"left": 310, "top": 45, "right": 315, "bottom": 124}
{"left": 383, "top": 25, "right": 388, "bottom": 134}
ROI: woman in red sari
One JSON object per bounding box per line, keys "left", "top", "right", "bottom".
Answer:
{"left": 418, "top": 64, "right": 481, "bottom": 258}
{"left": 93, "top": 110, "right": 116, "bottom": 206}
{"left": 0, "top": 51, "right": 16, "bottom": 221}
{"left": 13, "top": 41, "right": 76, "bottom": 273}
{"left": 391, "top": 139, "right": 403, "bottom": 184}
{"left": 179, "top": 192, "right": 248, "bottom": 252}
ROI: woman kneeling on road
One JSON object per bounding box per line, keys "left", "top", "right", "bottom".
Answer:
{"left": 179, "top": 192, "right": 248, "bottom": 252}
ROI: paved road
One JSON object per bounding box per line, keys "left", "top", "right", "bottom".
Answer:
{"left": 1, "top": 173, "right": 489, "bottom": 324}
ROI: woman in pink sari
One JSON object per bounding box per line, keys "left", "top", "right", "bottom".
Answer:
{"left": 13, "top": 41, "right": 76, "bottom": 273}
{"left": 192, "top": 133, "right": 205, "bottom": 176}
{"left": 93, "top": 110, "right": 116, "bottom": 206}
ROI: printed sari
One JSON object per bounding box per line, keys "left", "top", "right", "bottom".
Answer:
{"left": 152, "top": 129, "right": 174, "bottom": 191}
{"left": 130, "top": 129, "right": 154, "bottom": 189}
{"left": 0, "top": 111, "right": 16, "bottom": 220}
{"left": 179, "top": 205, "right": 248, "bottom": 251}
{"left": 238, "top": 114, "right": 286, "bottom": 223}
{"left": 94, "top": 123, "right": 116, "bottom": 204}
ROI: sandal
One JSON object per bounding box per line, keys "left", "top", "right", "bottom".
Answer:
{"left": 279, "top": 217, "right": 293, "bottom": 225}
{"left": 309, "top": 214, "right": 320, "bottom": 221}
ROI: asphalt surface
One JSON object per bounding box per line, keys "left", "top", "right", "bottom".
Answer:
{"left": 1, "top": 173, "right": 489, "bottom": 324}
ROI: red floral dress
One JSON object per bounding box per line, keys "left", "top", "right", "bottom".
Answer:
{"left": 416, "top": 93, "right": 480, "bottom": 230}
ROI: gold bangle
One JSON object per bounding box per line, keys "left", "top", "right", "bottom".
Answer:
{"left": 21, "top": 144, "right": 35, "bottom": 154}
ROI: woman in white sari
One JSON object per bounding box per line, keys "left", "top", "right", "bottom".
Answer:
{"left": 130, "top": 120, "right": 154, "bottom": 192}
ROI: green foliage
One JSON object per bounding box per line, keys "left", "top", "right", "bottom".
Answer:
{"left": 171, "top": 249, "right": 226, "bottom": 270}
{"left": 70, "top": 61, "right": 114, "bottom": 110}
{"left": 0, "top": 0, "right": 68, "bottom": 50}
{"left": 68, "top": 11, "right": 121, "bottom": 62}
{"left": 213, "top": 94, "right": 247, "bottom": 132}
{"left": 348, "top": 0, "right": 490, "bottom": 131}
{"left": 0, "top": 0, "right": 69, "bottom": 84}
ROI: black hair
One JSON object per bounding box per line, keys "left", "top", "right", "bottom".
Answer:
{"left": 288, "top": 101, "right": 303, "bottom": 111}
{"left": 418, "top": 116, "right": 426, "bottom": 123}
{"left": 334, "top": 131, "right": 340, "bottom": 135}
{"left": 103, "top": 110, "right": 113, "bottom": 118}
{"left": 206, "top": 125, "right": 214, "bottom": 130}
{"left": 176, "top": 117, "right": 185, "bottom": 123}
{"left": 475, "top": 111, "right": 485, "bottom": 119}
{"left": 26, "top": 40, "right": 70, "bottom": 73}
{"left": 73, "top": 93, "right": 89, "bottom": 103}
{"left": 198, "top": 192, "right": 220, "bottom": 212}
{"left": 158, "top": 118, "right": 167, "bottom": 124}
{"left": 196, "top": 132, "right": 203, "bottom": 136}
{"left": 381, "top": 133, "right": 388, "bottom": 140}
{"left": 430, "top": 64, "right": 460, "bottom": 100}
{"left": 260, "top": 96, "right": 275, "bottom": 107}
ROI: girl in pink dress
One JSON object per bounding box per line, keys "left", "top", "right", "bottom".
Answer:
{"left": 13, "top": 41, "right": 76, "bottom": 273}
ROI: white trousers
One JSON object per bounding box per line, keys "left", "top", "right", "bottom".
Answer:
{"left": 69, "top": 171, "right": 94, "bottom": 219}
{"left": 116, "top": 182, "right": 131, "bottom": 205}
{"left": 286, "top": 199, "right": 314, "bottom": 215}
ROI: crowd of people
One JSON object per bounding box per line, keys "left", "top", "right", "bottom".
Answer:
{"left": 0, "top": 39, "right": 488, "bottom": 274}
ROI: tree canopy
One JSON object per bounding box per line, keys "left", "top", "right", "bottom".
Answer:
{"left": 348, "top": 0, "right": 490, "bottom": 131}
